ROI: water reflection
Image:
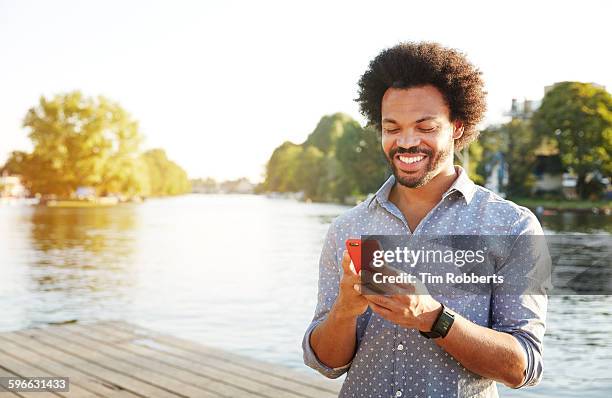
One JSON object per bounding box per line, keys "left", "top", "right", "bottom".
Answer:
{"left": 29, "top": 205, "right": 137, "bottom": 254}
{"left": 540, "top": 211, "right": 612, "bottom": 234}
{"left": 2, "top": 205, "right": 140, "bottom": 329}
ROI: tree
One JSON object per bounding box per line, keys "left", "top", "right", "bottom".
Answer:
{"left": 295, "top": 145, "right": 325, "bottom": 200}
{"left": 140, "top": 149, "right": 191, "bottom": 196}
{"left": 1, "top": 151, "right": 29, "bottom": 176}
{"left": 504, "top": 119, "right": 539, "bottom": 197}
{"left": 336, "top": 123, "right": 388, "bottom": 197}
{"left": 262, "top": 114, "right": 389, "bottom": 202}
{"left": 464, "top": 140, "right": 484, "bottom": 185}
{"left": 472, "top": 120, "right": 539, "bottom": 197}
{"left": 263, "top": 141, "right": 303, "bottom": 192}
{"left": 532, "top": 82, "right": 612, "bottom": 198}
{"left": 2, "top": 150, "right": 63, "bottom": 196}
{"left": 303, "top": 113, "right": 353, "bottom": 154}
{"left": 20, "top": 91, "right": 145, "bottom": 197}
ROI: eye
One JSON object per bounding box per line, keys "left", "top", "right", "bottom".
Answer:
{"left": 384, "top": 128, "right": 400, "bottom": 134}
{"left": 418, "top": 126, "right": 436, "bottom": 132}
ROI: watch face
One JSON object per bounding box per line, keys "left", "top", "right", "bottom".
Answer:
{"left": 434, "top": 310, "right": 455, "bottom": 337}
{"left": 420, "top": 307, "right": 455, "bottom": 339}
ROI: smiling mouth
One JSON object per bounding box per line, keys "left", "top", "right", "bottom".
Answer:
{"left": 397, "top": 155, "right": 426, "bottom": 165}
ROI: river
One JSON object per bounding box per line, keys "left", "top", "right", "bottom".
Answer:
{"left": 0, "top": 194, "right": 610, "bottom": 397}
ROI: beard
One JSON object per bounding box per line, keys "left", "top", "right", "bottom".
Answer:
{"left": 386, "top": 141, "right": 453, "bottom": 188}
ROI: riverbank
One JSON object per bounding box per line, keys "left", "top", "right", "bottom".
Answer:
{"left": 512, "top": 197, "right": 612, "bottom": 213}
{"left": 265, "top": 191, "right": 612, "bottom": 213}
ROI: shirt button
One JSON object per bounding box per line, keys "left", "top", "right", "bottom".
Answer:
{"left": 397, "top": 344, "right": 404, "bottom": 351}
{"left": 395, "top": 390, "right": 402, "bottom": 397}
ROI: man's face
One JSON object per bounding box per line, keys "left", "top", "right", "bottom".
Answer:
{"left": 381, "top": 85, "right": 463, "bottom": 188}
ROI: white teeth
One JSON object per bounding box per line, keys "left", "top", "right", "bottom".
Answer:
{"left": 399, "top": 155, "right": 425, "bottom": 164}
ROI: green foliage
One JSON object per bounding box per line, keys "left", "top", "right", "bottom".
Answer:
{"left": 263, "top": 114, "right": 389, "bottom": 202}
{"left": 467, "top": 141, "right": 484, "bottom": 185}
{"left": 474, "top": 126, "right": 503, "bottom": 184}
{"left": 532, "top": 82, "right": 612, "bottom": 198}
{"left": 504, "top": 119, "right": 539, "bottom": 197}
{"left": 473, "top": 120, "right": 538, "bottom": 197}
{"left": 303, "top": 113, "right": 355, "bottom": 153}
{"left": 191, "top": 177, "right": 218, "bottom": 193}
{"left": 263, "top": 141, "right": 303, "bottom": 192}
{"left": 295, "top": 146, "right": 325, "bottom": 200}
{"left": 2, "top": 151, "right": 29, "bottom": 176}
{"left": 4, "top": 91, "right": 190, "bottom": 198}
{"left": 454, "top": 143, "right": 485, "bottom": 185}
{"left": 263, "top": 83, "right": 610, "bottom": 202}
{"left": 336, "top": 123, "right": 388, "bottom": 196}
{"left": 140, "top": 149, "right": 191, "bottom": 196}
{"left": 20, "top": 91, "right": 142, "bottom": 196}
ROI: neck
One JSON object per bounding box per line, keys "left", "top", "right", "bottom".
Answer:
{"left": 390, "top": 164, "right": 459, "bottom": 206}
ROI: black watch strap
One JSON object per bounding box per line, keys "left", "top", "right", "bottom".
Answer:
{"left": 419, "top": 304, "right": 455, "bottom": 339}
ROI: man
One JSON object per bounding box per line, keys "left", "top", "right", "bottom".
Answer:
{"left": 302, "top": 42, "right": 548, "bottom": 398}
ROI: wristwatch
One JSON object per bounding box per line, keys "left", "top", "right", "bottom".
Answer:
{"left": 419, "top": 303, "right": 455, "bottom": 339}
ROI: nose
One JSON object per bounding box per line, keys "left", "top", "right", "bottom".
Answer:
{"left": 396, "top": 128, "right": 421, "bottom": 149}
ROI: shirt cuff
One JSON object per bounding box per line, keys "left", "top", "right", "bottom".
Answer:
{"left": 302, "top": 319, "right": 352, "bottom": 379}
{"left": 511, "top": 334, "right": 534, "bottom": 389}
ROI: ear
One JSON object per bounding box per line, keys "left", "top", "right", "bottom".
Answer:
{"left": 452, "top": 120, "right": 464, "bottom": 140}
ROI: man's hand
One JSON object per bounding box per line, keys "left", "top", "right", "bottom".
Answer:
{"left": 364, "top": 286, "right": 442, "bottom": 331}
{"left": 309, "top": 250, "right": 369, "bottom": 369}
{"left": 331, "top": 250, "right": 369, "bottom": 320}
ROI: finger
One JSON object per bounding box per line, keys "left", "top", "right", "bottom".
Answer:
{"left": 391, "top": 294, "right": 410, "bottom": 304}
{"left": 340, "top": 273, "right": 361, "bottom": 286}
{"left": 349, "top": 260, "right": 358, "bottom": 275}
{"left": 384, "top": 282, "right": 413, "bottom": 296}
{"left": 369, "top": 301, "right": 395, "bottom": 319}
{"left": 413, "top": 277, "right": 431, "bottom": 295}
{"left": 363, "top": 294, "right": 397, "bottom": 311}
{"left": 341, "top": 250, "right": 353, "bottom": 275}
{"left": 395, "top": 281, "right": 416, "bottom": 294}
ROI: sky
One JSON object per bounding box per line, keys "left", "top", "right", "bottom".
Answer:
{"left": 1, "top": 0, "right": 610, "bottom": 182}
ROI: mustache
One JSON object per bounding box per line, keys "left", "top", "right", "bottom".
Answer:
{"left": 389, "top": 146, "right": 433, "bottom": 158}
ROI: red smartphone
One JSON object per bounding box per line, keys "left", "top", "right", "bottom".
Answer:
{"left": 346, "top": 238, "right": 384, "bottom": 275}
{"left": 346, "top": 239, "right": 362, "bottom": 273}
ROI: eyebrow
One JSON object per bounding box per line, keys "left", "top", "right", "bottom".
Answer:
{"left": 382, "top": 116, "right": 438, "bottom": 124}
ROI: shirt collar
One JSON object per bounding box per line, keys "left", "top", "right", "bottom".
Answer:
{"left": 367, "top": 174, "right": 396, "bottom": 209}
{"left": 367, "top": 165, "right": 476, "bottom": 210}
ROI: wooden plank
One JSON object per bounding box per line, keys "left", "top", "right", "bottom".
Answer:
{"left": 74, "top": 322, "right": 339, "bottom": 397}
{"left": 64, "top": 323, "right": 335, "bottom": 398}
{"left": 18, "top": 328, "right": 221, "bottom": 398}
{"left": 1, "top": 321, "right": 343, "bottom": 398}
{"left": 45, "top": 325, "right": 281, "bottom": 398}
{"left": 0, "top": 366, "right": 23, "bottom": 397}
{"left": 0, "top": 349, "right": 64, "bottom": 398}
{"left": 0, "top": 333, "right": 140, "bottom": 398}
{"left": 12, "top": 331, "right": 185, "bottom": 398}
{"left": 105, "top": 321, "right": 341, "bottom": 394}
{"left": 0, "top": 337, "right": 106, "bottom": 398}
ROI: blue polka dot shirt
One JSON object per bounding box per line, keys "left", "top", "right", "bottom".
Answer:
{"left": 302, "top": 166, "right": 548, "bottom": 398}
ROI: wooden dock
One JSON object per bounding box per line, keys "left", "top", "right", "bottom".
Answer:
{"left": 0, "top": 321, "right": 341, "bottom": 397}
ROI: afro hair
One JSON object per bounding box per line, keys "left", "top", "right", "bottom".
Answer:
{"left": 356, "top": 42, "right": 487, "bottom": 150}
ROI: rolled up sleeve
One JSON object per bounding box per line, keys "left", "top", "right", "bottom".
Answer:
{"left": 302, "top": 218, "right": 352, "bottom": 379}
{"left": 491, "top": 210, "right": 551, "bottom": 388}
{"left": 302, "top": 319, "right": 352, "bottom": 378}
